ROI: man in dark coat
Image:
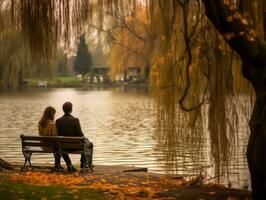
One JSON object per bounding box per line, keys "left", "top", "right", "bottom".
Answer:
{"left": 56, "top": 102, "right": 93, "bottom": 172}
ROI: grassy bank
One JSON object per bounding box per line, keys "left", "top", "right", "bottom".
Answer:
{"left": 0, "top": 182, "right": 106, "bottom": 200}
{"left": 24, "top": 77, "right": 149, "bottom": 89}
{"left": 25, "top": 76, "right": 84, "bottom": 88}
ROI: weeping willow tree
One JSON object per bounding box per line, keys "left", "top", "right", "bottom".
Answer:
{"left": 148, "top": 0, "right": 237, "bottom": 179}
{"left": 2, "top": 0, "right": 266, "bottom": 197}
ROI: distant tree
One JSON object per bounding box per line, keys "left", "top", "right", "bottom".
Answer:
{"left": 57, "top": 51, "right": 68, "bottom": 76}
{"left": 74, "top": 35, "right": 93, "bottom": 77}
{"left": 92, "top": 8, "right": 154, "bottom": 82}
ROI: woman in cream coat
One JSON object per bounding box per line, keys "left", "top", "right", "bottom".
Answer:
{"left": 38, "top": 106, "right": 58, "bottom": 136}
{"left": 38, "top": 106, "right": 62, "bottom": 171}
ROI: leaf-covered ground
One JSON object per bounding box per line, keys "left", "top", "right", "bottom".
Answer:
{"left": 0, "top": 165, "right": 251, "bottom": 200}
{"left": 0, "top": 182, "right": 106, "bottom": 200}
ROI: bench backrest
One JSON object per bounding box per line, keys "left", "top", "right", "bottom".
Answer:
{"left": 20, "top": 134, "right": 85, "bottom": 152}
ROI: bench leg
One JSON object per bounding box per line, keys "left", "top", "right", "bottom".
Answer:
{"left": 21, "top": 152, "right": 32, "bottom": 171}
{"left": 88, "top": 152, "right": 94, "bottom": 172}
{"left": 88, "top": 148, "right": 94, "bottom": 172}
{"left": 81, "top": 141, "right": 94, "bottom": 172}
{"left": 89, "top": 165, "right": 94, "bottom": 172}
{"left": 80, "top": 153, "right": 94, "bottom": 172}
{"left": 52, "top": 152, "right": 63, "bottom": 172}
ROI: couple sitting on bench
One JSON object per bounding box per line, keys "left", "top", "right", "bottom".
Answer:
{"left": 38, "top": 102, "right": 93, "bottom": 172}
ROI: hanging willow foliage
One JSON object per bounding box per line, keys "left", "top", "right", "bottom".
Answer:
{"left": 0, "top": 9, "right": 29, "bottom": 88}
{"left": 6, "top": 0, "right": 258, "bottom": 180}
{"left": 9, "top": 0, "right": 138, "bottom": 59}
{"left": 148, "top": 0, "right": 254, "bottom": 178}
{"left": 0, "top": 8, "right": 59, "bottom": 88}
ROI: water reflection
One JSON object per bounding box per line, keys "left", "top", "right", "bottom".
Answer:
{"left": 0, "top": 88, "right": 156, "bottom": 167}
{"left": 155, "top": 96, "right": 251, "bottom": 188}
{"left": 0, "top": 88, "right": 249, "bottom": 188}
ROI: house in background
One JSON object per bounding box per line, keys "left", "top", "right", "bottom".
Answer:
{"left": 126, "top": 66, "right": 141, "bottom": 81}
{"left": 114, "top": 66, "right": 149, "bottom": 83}
{"left": 91, "top": 65, "right": 110, "bottom": 83}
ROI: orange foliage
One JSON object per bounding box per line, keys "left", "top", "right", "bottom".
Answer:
{"left": 10, "top": 172, "right": 85, "bottom": 186}
{"left": 108, "top": 6, "right": 155, "bottom": 80}
{"left": 10, "top": 172, "right": 187, "bottom": 199}
{"left": 8, "top": 171, "right": 244, "bottom": 199}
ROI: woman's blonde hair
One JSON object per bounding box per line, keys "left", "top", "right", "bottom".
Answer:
{"left": 39, "top": 106, "right": 56, "bottom": 128}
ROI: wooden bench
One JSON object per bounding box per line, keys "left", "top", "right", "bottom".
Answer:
{"left": 20, "top": 134, "right": 93, "bottom": 172}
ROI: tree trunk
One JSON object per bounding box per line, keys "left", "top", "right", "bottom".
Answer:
{"left": 243, "top": 60, "right": 266, "bottom": 199}
{"left": 18, "top": 69, "right": 23, "bottom": 89}
{"left": 264, "top": 1, "right": 266, "bottom": 39}
{"left": 123, "top": 70, "right": 128, "bottom": 82}
{"left": 202, "top": 0, "right": 266, "bottom": 199}
{"left": 0, "top": 157, "right": 14, "bottom": 170}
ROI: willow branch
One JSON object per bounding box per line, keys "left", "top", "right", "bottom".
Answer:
{"left": 177, "top": 0, "right": 194, "bottom": 110}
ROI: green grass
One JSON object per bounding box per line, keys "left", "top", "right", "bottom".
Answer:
{"left": 24, "top": 76, "right": 83, "bottom": 87}
{"left": 0, "top": 183, "right": 107, "bottom": 200}
{"left": 55, "top": 76, "right": 80, "bottom": 84}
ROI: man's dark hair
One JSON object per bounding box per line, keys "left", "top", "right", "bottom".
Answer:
{"left": 62, "top": 102, "right": 72, "bottom": 114}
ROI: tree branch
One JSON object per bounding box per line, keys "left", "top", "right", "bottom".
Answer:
{"left": 91, "top": 24, "right": 147, "bottom": 62}
{"left": 201, "top": 0, "right": 266, "bottom": 66}
{"left": 178, "top": 0, "right": 194, "bottom": 110}
{"left": 106, "top": 11, "right": 146, "bottom": 42}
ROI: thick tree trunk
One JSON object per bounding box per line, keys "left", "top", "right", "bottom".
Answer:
{"left": 246, "top": 94, "right": 266, "bottom": 199}
{"left": 202, "top": 0, "right": 266, "bottom": 199}
{"left": 243, "top": 53, "right": 266, "bottom": 200}
{"left": 264, "top": 1, "right": 266, "bottom": 38}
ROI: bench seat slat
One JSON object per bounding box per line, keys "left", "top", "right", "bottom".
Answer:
{"left": 21, "top": 136, "right": 85, "bottom": 143}
{"left": 22, "top": 142, "right": 84, "bottom": 149}
{"left": 24, "top": 149, "right": 84, "bottom": 154}
{"left": 22, "top": 142, "right": 55, "bottom": 147}
{"left": 24, "top": 148, "right": 54, "bottom": 153}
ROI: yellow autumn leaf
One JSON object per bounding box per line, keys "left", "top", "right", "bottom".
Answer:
{"left": 247, "top": 36, "right": 255, "bottom": 42}
{"left": 233, "top": 12, "right": 241, "bottom": 19}
{"left": 226, "top": 16, "right": 233, "bottom": 22}
{"left": 241, "top": 18, "right": 249, "bottom": 25}
{"left": 227, "top": 197, "right": 238, "bottom": 200}
{"left": 223, "top": 32, "right": 236, "bottom": 41}
{"left": 208, "top": 191, "right": 216, "bottom": 195}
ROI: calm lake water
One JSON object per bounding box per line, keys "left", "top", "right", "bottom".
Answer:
{"left": 0, "top": 88, "right": 250, "bottom": 188}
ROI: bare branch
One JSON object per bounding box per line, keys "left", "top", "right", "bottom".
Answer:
{"left": 106, "top": 11, "right": 146, "bottom": 42}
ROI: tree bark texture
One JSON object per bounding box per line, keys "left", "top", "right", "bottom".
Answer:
{"left": 202, "top": 0, "right": 266, "bottom": 199}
